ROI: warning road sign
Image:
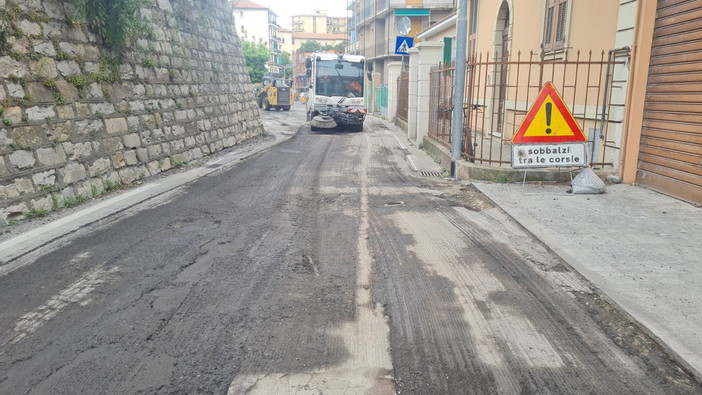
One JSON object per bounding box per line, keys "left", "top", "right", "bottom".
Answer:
{"left": 395, "top": 36, "right": 414, "bottom": 55}
{"left": 512, "top": 82, "right": 586, "bottom": 144}
{"left": 511, "top": 143, "right": 587, "bottom": 168}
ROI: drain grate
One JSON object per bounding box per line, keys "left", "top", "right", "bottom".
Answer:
{"left": 207, "top": 164, "right": 223, "bottom": 168}
{"left": 420, "top": 171, "right": 444, "bottom": 178}
{"left": 384, "top": 201, "right": 405, "bottom": 207}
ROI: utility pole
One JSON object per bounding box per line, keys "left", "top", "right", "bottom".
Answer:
{"left": 451, "top": 0, "right": 468, "bottom": 178}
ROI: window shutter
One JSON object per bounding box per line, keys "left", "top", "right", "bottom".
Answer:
{"left": 542, "top": 0, "right": 568, "bottom": 53}
{"left": 543, "top": 1, "right": 555, "bottom": 52}
{"left": 469, "top": 0, "right": 478, "bottom": 57}
{"left": 554, "top": 0, "right": 568, "bottom": 49}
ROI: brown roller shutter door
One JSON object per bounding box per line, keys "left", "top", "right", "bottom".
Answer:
{"left": 639, "top": 0, "right": 702, "bottom": 204}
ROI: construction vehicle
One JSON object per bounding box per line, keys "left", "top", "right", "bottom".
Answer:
{"left": 305, "top": 53, "right": 367, "bottom": 132}
{"left": 256, "top": 73, "right": 293, "bottom": 111}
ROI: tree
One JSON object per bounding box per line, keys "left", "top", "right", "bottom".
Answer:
{"left": 242, "top": 41, "right": 270, "bottom": 84}
{"left": 322, "top": 41, "right": 347, "bottom": 52}
{"left": 298, "top": 40, "right": 322, "bottom": 53}
{"left": 280, "top": 51, "right": 293, "bottom": 79}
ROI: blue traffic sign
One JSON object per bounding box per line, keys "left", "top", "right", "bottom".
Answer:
{"left": 395, "top": 36, "right": 414, "bottom": 55}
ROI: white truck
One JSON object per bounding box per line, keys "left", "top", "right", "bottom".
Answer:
{"left": 305, "top": 53, "right": 368, "bottom": 132}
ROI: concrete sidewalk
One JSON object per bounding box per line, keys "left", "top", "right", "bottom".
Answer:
{"left": 377, "top": 115, "right": 702, "bottom": 379}
{"left": 472, "top": 182, "right": 702, "bottom": 378}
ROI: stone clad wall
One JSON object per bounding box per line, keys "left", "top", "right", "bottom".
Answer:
{"left": 0, "top": 0, "right": 263, "bottom": 223}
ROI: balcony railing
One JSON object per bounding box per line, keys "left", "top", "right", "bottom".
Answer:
{"left": 363, "top": 2, "right": 371, "bottom": 20}
{"left": 375, "top": 40, "right": 390, "bottom": 57}
{"left": 423, "top": 0, "right": 455, "bottom": 7}
{"left": 357, "top": 39, "right": 392, "bottom": 58}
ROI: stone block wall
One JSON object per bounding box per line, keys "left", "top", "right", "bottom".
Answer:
{"left": 0, "top": 0, "right": 263, "bottom": 223}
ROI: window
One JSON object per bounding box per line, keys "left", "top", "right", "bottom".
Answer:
{"left": 542, "top": 0, "right": 568, "bottom": 52}
{"left": 469, "top": 0, "right": 478, "bottom": 56}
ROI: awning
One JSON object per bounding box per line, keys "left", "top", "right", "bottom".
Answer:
{"left": 394, "top": 9, "right": 430, "bottom": 16}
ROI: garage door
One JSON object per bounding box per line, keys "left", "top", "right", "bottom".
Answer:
{"left": 639, "top": 0, "right": 702, "bottom": 204}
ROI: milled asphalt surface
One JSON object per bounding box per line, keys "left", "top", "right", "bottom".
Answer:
{"left": 1, "top": 112, "right": 700, "bottom": 382}
{"left": 382, "top": 118, "right": 702, "bottom": 381}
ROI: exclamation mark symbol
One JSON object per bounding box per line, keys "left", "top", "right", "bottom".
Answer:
{"left": 545, "top": 102, "right": 552, "bottom": 134}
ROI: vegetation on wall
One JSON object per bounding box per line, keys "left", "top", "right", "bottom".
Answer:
{"left": 0, "top": 26, "right": 9, "bottom": 56}
{"left": 1, "top": 2, "right": 24, "bottom": 56}
{"left": 66, "top": 0, "right": 149, "bottom": 50}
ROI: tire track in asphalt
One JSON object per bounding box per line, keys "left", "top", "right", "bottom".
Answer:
{"left": 227, "top": 132, "right": 395, "bottom": 394}
{"left": 2, "top": 258, "right": 118, "bottom": 347}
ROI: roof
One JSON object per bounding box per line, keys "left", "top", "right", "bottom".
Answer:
{"left": 292, "top": 32, "right": 346, "bottom": 40}
{"left": 230, "top": 0, "right": 267, "bottom": 10}
{"left": 418, "top": 12, "right": 457, "bottom": 39}
{"left": 291, "top": 11, "right": 328, "bottom": 17}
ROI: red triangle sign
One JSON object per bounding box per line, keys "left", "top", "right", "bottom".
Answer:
{"left": 512, "top": 82, "right": 587, "bottom": 143}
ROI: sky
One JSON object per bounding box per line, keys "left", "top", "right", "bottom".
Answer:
{"left": 256, "top": 0, "right": 350, "bottom": 29}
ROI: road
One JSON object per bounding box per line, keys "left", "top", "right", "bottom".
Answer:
{"left": 0, "top": 103, "right": 700, "bottom": 394}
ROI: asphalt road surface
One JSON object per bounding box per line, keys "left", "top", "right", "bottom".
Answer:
{"left": 1, "top": 104, "right": 700, "bottom": 394}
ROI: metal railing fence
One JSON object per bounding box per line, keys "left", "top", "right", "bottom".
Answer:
{"left": 397, "top": 72, "right": 409, "bottom": 123}
{"left": 428, "top": 50, "right": 625, "bottom": 167}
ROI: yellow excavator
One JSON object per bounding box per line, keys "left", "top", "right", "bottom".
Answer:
{"left": 256, "top": 74, "right": 293, "bottom": 111}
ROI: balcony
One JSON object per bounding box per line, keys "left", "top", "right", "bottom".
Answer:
{"left": 375, "top": 40, "right": 391, "bottom": 57}
{"left": 376, "top": 0, "right": 389, "bottom": 14}
{"left": 385, "top": 0, "right": 455, "bottom": 7}
{"left": 423, "top": 0, "right": 455, "bottom": 7}
{"left": 349, "top": 14, "right": 360, "bottom": 28}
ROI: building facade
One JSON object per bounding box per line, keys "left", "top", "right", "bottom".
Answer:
{"left": 387, "top": 0, "right": 700, "bottom": 204}
{"left": 279, "top": 28, "right": 294, "bottom": 56}
{"left": 290, "top": 32, "right": 347, "bottom": 54}
{"left": 230, "top": 0, "right": 283, "bottom": 73}
{"left": 623, "top": 0, "right": 702, "bottom": 203}
{"left": 291, "top": 11, "right": 347, "bottom": 34}
{"left": 347, "top": 0, "right": 456, "bottom": 114}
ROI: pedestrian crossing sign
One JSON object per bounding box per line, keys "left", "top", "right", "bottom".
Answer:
{"left": 395, "top": 36, "right": 414, "bottom": 55}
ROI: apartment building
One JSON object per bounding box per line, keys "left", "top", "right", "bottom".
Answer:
{"left": 291, "top": 11, "right": 347, "bottom": 34}
{"left": 230, "top": 0, "right": 284, "bottom": 73}
{"left": 347, "top": 0, "right": 455, "bottom": 114}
